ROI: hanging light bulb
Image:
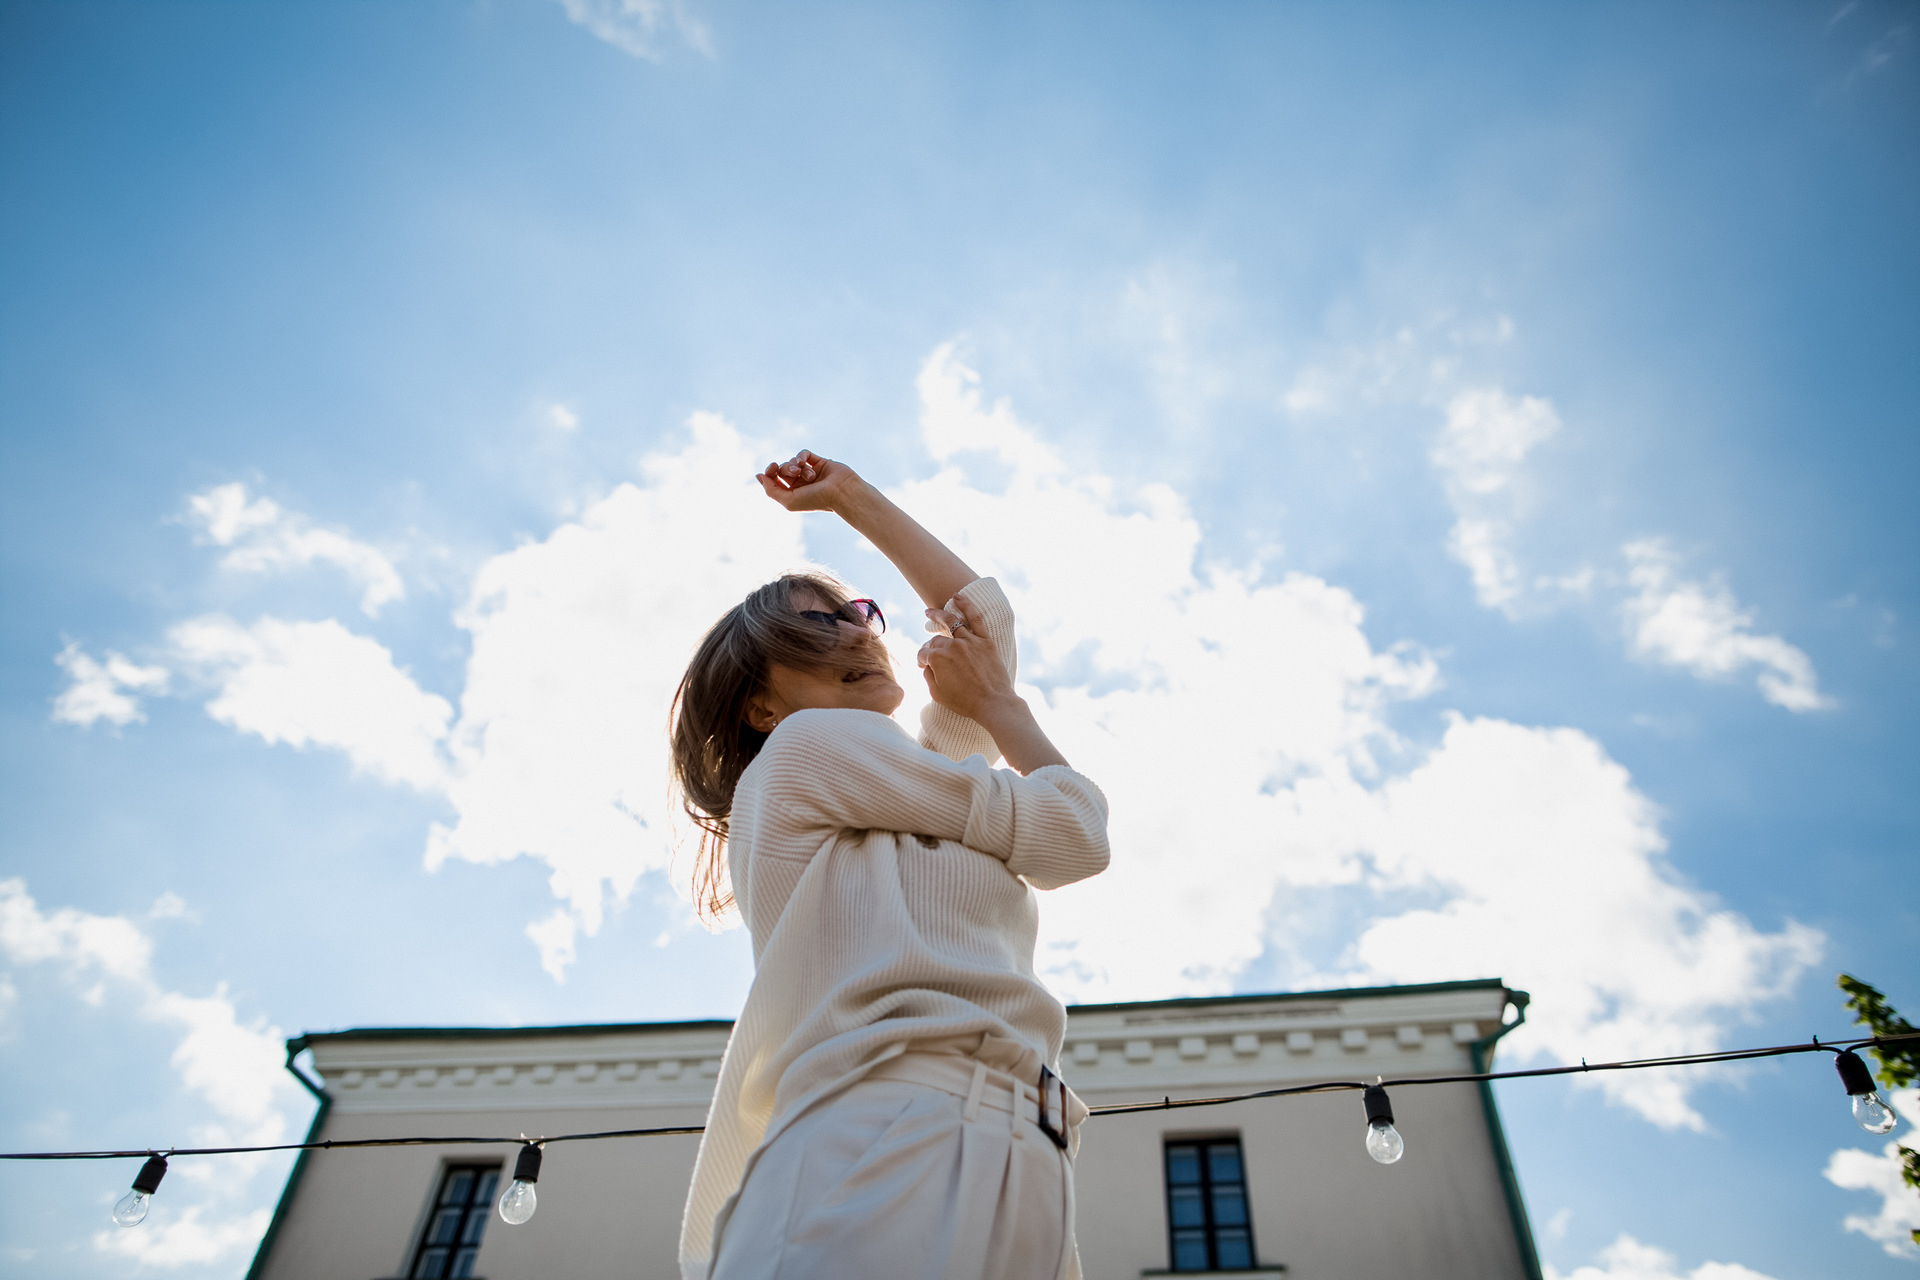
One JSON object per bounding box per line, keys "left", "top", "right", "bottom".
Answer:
{"left": 1362, "top": 1084, "right": 1405, "bottom": 1164}
{"left": 1835, "top": 1050, "right": 1899, "bottom": 1134}
{"left": 113, "top": 1154, "right": 168, "bottom": 1227}
{"left": 498, "top": 1143, "right": 542, "bottom": 1224}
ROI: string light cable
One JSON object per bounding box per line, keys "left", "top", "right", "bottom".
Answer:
{"left": 6, "top": 1030, "right": 1914, "bottom": 1228}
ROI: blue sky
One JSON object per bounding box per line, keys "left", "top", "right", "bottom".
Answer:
{"left": 2, "top": 1, "right": 1916, "bottom": 1275}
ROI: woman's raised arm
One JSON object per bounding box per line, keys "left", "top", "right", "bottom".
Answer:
{"left": 756, "top": 450, "right": 977, "bottom": 610}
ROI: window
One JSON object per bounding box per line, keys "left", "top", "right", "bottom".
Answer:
{"left": 408, "top": 1163, "right": 500, "bottom": 1279}
{"left": 1164, "top": 1137, "right": 1255, "bottom": 1272}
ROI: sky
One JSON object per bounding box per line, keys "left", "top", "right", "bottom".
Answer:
{"left": 1, "top": 0, "right": 1916, "bottom": 1276}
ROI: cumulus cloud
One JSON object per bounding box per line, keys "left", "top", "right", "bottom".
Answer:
{"left": 1282, "top": 322, "right": 1570, "bottom": 613}
{"left": 0, "top": 879, "right": 303, "bottom": 1267}
{"left": 186, "top": 482, "right": 404, "bottom": 617}
{"left": 895, "top": 346, "right": 1819, "bottom": 1128}
{"left": 897, "top": 343, "right": 1441, "bottom": 996}
{"left": 94, "top": 1206, "right": 275, "bottom": 1268}
{"left": 170, "top": 615, "right": 452, "bottom": 790}
{"left": 1622, "top": 540, "right": 1830, "bottom": 712}
{"left": 1824, "top": 1089, "right": 1920, "bottom": 1258}
{"left": 1545, "top": 1234, "right": 1781, "bottom": 1280}
{"left": 556, "top": 0, "right": 713, "bottom": 61}
{"left": 427, "top": 412, "right": 816, "bottom": 977}
{"left": 1283, "top": 317, "right": 1827, "bottom": 709}
{"left": 1430, "top": 387, "right": 1561, "bottom": 609}
{"left": 51, "top": 642, "right": 169, "bottom": 727}
{"left": 1325, "top": 715, "right": 1821, "bottom": 1128}
{"left": 160, "top": 344, "right": 1824, "bottom": 1128}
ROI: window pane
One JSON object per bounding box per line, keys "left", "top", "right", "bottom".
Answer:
{"left": 1216, "top": 1229, "right": 1253, "bottom": 1268}
{"left": 1208, "top": 1145, "right": 1243, "bottom": 1184}
{"left": 1171, "top": 1232, "right": 1210, "bottom": 1271}
{"left": 425, "top": 1208, "right": 462, "bottom": 1245}
{"left": 414, "top": 1166, "right": 500, "bottom": 1280}
{"left": 1169, "top": 1186, "right": 1206, "bottom": 1228}
{"left": 1212, "top": 1186, "right": 1247, "bottom": 1226}
{"left": 1166, "top": 1146, "right": 1200, "bottom": 1184}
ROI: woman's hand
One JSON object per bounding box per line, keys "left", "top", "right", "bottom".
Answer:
{"left": 920, "top": 596, "right": 1069, "bottom": 773}
{"left": 916, "top": 595, "right": 1016, "bottom": 722}
{"left": 755, "top": 450, "right": 868, "bottom": 515}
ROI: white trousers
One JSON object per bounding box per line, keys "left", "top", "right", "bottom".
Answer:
{"left": 707, "top": 1056, "right": 1081, "bottom": 1280}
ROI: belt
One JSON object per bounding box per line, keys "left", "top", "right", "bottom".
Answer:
{"left": 867, "top": 1052, "right": 1085, "bottom": 1152}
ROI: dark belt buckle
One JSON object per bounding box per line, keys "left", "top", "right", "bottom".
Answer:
{"left": 1036, "top": 1064, "right": 1070, "bottom": 1151}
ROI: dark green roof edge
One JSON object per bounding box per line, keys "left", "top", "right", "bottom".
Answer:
{"left": 245, "top": 1043, "right": 331, "bottom": 1280}
{"left": 1470, "top": 990, "right": 1545, "bottom": 1280}
{"left": 284, "top": 979, "right": 1509, "bottom": 1053}
{"left": 287, "top": 1016, "right": 736, "bottom": 1053}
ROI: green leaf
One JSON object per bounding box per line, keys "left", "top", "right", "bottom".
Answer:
{"left": 1839, "top": 974, "right": 1920, "bottom": 1090}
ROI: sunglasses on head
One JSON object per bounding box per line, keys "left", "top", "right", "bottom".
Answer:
{"left": 798, "top": 599, "right": 886, "bottom": 636}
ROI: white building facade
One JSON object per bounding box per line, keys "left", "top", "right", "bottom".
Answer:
{"left": 247, "top": 980, "right": 1541, "bottom": 1280}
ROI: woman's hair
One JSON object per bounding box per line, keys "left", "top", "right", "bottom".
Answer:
{"left": 670, "top": 571, "right": 889, "bottom": 919}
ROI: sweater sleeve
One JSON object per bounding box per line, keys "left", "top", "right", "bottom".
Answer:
{"left": 748, "top": 709, "right": 1109, "bottom": 887}
{"left": 919, "top": 577, "right": 1017, "bottom": 764}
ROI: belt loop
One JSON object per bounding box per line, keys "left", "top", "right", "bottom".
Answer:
{"left": 1011, "top": 1078, "right": 1029, "bottom": 1140}
{"left": 963, "top": 1060, "right": 988, "bottom": 1124}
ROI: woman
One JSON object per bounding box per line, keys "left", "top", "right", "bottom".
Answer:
{"left": 672, "top": 451, "right": 1111, "bottom": 1280}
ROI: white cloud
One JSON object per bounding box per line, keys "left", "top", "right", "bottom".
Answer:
{"left": 186, "top": 482, "right": 404, "bottom": 617}
{"left": 1324, "top": 714, "right": 1821, "bottom": 1128}
{"left": 896, "top": 347, "right": 1820, "bottom": 1129}
{"left": 1824, "top": 1088, "right": 1920, "bottom": 1258}
{"left": 895, "top": 345, "right": 1439, "bottom": 997}
{"left": 94, "top": 1206, "right": 274, "bottom": 1268}
{"left": 1431, "top": 388, "right": 1561, "bottom": 609}
{"left": 427, "top": 411, "right": 816, "bottom": 977}
{"left": 148, "top": 892, "right": 192, "bottom": 921}
{"left": 556, "top": 0, "right": 713, "bottom": 61}
{"left": 1286, "top": 323, "right": 1825, "bottom": 713}
{"left": 918, "top": 342, "right": 1068, "bottom": 477}
{"left": 1622, "top": 540, "right": 1830, "bottom": 712}
{"left": 170, "top": 615, "right": 452, "bottom": 790}
{"left": 1282, "top": 322, "right": 1571, "bottom": 614}
{"left": 0, "top": 879, "right": 155, "bottom": 983}
{"left": 1545, "top": 1234, "right": 1781, "bottom": 1280}
{"left": 51, "top": 642, "right": 169, "bottom": 727}
{"left": 547, "top": 403, "right": 580, "bottom": 430}
{"left": 0, "top": 879, "right": 303, "bottom": 1267}
{"left": 158, "top": 346, "right": 1824, "bottom": 1129}
{"left": 1433, "top": 387, "right": 1561, "bottom": 498}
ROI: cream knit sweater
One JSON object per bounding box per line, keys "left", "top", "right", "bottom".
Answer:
{"left": 677, "top": 578, "right": 1111, "bottom": 1279}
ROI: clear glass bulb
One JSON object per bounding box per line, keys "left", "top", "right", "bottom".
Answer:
{"left": 498, "top": 1178, "right": 538, "bottom": 1225}
{"left": 1853, "top": 1091, "right": 1899, "bottom": 1135}
{"left": 1366, "top": 1119, "right": 1405, "bottom": 1164}
{"left": 112, "top": 1189, "right": 150, "bottom": 1227}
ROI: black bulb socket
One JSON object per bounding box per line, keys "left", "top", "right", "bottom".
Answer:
{"left": 1363, "top": 1083, "right": 1395, "bottom": 1128}
{"left": 1836, "top": 1049, "right": 1878, "bottom": 1098}
{"left": 131, "top": 1154, "right": 168, "bottom": 1195}
{"left": 512, "top": 1143, "right": 543, "bottom": 1184}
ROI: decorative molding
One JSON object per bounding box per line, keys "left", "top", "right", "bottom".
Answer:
{"left": 305, "top": 987, "right": 1512, "bottom": 1115}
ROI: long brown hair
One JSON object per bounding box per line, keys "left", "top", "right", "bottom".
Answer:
{"left": 670, "top": 572, "right": 888, "bottom": 919}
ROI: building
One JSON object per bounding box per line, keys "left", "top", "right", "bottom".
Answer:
{"left": 247, "top": 979, "right": 1541, "bottom": 1279}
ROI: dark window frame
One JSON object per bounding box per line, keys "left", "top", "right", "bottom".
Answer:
{"left": 1163, "top": 1134, "right": 1257, "bottom": 1272}
{"left": 407, "top": 1161, "right": 501, "bottom": 1279}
